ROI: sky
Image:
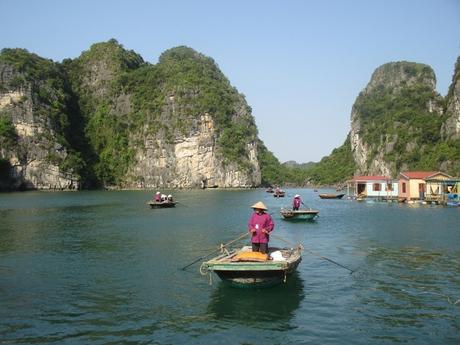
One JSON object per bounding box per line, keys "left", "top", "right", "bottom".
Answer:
{"left": 1, "top": 0, "right": 459, "bottom": 163}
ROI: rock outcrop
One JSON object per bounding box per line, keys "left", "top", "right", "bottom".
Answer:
{"left": 349, "top": 61, "right": 444, "bottom": 177}
{"left": 130, "top": 113, "right": 259, "bottom": 188}
{"left": 0, "top": 54, "right": 79, "bottom": 190}
{"left": 443, "top": 57, "right": 460, "bottom": 140}
{"left": 307, "top": 58, "right": 460, "bottom": 185}
{"left": 0, "top": 41, "right": 261, "bottom": 190}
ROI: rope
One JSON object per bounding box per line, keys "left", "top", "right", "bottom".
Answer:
{"left": 271, "top": 234, "right": 355, "bottom": 274}
{"left": 304, "top": 247, "right": 355, "bottom": 274}
{"left": 221, "top": 232, "right": 250, "bottom": 248}
{"left": 271, "top": 234, "right": 297, "bottom": 248}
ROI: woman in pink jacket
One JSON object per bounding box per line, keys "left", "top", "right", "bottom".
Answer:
{"left": 292, "top": 194, "right": 302, "bottom": 210}
{"left": 247, "top": 201, "right": 274, "bottom": 254}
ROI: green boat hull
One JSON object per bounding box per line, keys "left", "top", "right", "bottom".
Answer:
{"left": 282, "top": 214, "right": 317, "bottom": 221}
{"left": 202, "top": 246, "right": 302, "bottom": 288}
{"left": 280, "top": 209, "right": 319, "bottom": 221}
{"left": 215, "top": 264, "right": 301, "bottom": 288}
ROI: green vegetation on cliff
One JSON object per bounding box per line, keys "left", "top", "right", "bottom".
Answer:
{"left": 0, "top": 48, "right": 71, "bottom": 136}
{"left": 0, "top": 115, "right": 17, "bottom": 149}
{"left": 126, "top": 46, "right": 258, "bottom": 169}
{"left": 296, "top": 61, "right": 460, "bottom": 183}
{"left": 2, "top": 44, "right": 459, "bottom": 189}
{"left": 353, "top": 62, "right": 460, "bottom": 175}
{"left": 0, "top": 48, "right": 85, "bottom": 179}
{"left": 305, "top": 136, "right": 357, "bottom": 185}
{"left": 62, "top": 40, "right": 146, "bottom": 186}
{"left": 257, "top": 141, "right": 285, "bottom": 186}
{"left": 62, "top": 41, "right": 260, "bottom": 185}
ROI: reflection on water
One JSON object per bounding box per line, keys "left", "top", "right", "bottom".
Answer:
{"left": 352, "top": 246, "right": 460, "bottom": 343}
{"left": 207, "top": 272, "right": 304, "bottom": 329}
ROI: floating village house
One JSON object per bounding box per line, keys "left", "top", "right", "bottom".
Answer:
{"left": 398, "top": 171, "right": 452, "bottom": 202}
{"left": 425, "top": 176, "right": 460, "bottom": 205}
{"left": 347, "top": 176, "right": 399, "bottom": 200}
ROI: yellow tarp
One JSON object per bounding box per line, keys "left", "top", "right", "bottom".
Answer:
{"left": 231, "top": 251, "right": 269, "bottom": 262}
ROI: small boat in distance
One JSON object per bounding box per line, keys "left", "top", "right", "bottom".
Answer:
{"left": 147, "top": 201, "right": 177, "bottom": 209}
{"left": 319, "top": 193, "right": 345, "bottom": 199}
{"left": 280, "top": 208, "right": 319, "bottom": 221}
{"left": 274, "top": 190, "right": 286, "bottom": 198}
{"left": 201, "top": 245, "right": 302, "bottom": 288}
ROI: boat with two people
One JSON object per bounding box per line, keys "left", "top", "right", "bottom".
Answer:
{"left": 147, "top": 192, "right": 176, "bottom": 208}
{"left": 147, "top": 200, "right": 176, "bottom": 208}
{"left": 273, "top": 187, "right": 286, "bottom": 198}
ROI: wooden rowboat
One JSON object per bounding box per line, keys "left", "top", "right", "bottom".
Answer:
{"left": 201, "top": 245, "right": 302, "bottom": 288}
{"left": 147, "top": 201, "right": 177, "bottom": 209}
{"left": 280, "top": 208, "right": 319, "bottom": 221}
{"left": 318, "top": 193, "right": 345, "bottom": 199}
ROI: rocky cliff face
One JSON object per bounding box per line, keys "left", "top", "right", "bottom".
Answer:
{"left": 0, "top": 52, "right": 79, "bottom": 190}
{"left": 0, "top": 41, "right": 261, "bottom": 190}
{"left": 130, "top": 113, "right": 260, "bottom": 188}
{"left": 65, "top": 42, "right": 261, "bottom": 188}
{"left": 349, "top": 61, "right": 445, "bottom": 177}
{"left": 308, "top": 58, "right": 460, "bottom": 185}
{"left": 443, "top": 57, "right": 460, "bottom": 140}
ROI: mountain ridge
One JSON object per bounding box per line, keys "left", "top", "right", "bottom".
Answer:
{"left": 0, "top": 40, "right": 262, "bottom": 190}
{"left": 1, "top": 41, "right": 459, "bottom": 190}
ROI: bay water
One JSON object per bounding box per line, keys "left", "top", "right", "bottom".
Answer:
{"left": 0, "top": 189, "right": 458, "bottom": 344}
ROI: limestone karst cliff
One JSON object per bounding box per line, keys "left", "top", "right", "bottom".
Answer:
{"left": 0, "top": 49, "right": 80, "bottom": 190}
{"left": 0, "top": 40, "right": 261, "bottom": 190}
{"left": 443, "top": 56, "right": 460, "bottom": 140}
{"left": 2, "top": 41, "right": 459, "bottom": 190}
{"left": 306, "top": 59, "right": 460, "bottom": 184}
{"left": 350, "top": 61, "right": 445, "bottom": 176}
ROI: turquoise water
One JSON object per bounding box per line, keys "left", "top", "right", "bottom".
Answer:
{"left": 0, "top": 189, "right": 459, "bottom": 344}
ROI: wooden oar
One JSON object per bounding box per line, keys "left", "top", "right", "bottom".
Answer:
{"left": 181, "top": 232, "right": 249, "bottom": 270}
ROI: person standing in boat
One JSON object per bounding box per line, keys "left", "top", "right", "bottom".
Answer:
{"left": 248, "top": 201, "right": 274, "bottom": 254}
{"left": 154, "top": 191, "right": 161, "bottom": 202}
{"left": 292, "top": 194, "right": 302, "bottom": 210}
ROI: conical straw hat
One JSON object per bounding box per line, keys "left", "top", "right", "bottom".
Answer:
{"left": 251, "top": 201, "right": 268, "bottom": 210}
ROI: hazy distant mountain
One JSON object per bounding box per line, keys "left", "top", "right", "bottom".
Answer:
{"left": 283, "top": 160, "right": 316, "bottom": 169}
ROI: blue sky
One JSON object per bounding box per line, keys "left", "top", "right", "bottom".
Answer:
{"left": 1, "top": 0, "right": 459, "bottom": 163}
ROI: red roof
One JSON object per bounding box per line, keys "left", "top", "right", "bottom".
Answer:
{"left": 352, "top": 175, "right": 391, "bottom": 181}
{"left": 400, "top": 171, "right": 443, "bottom": 179}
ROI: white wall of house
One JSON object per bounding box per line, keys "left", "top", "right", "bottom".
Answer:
{"left": 365, "top": 181, "right": 399, "bottom": 197}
